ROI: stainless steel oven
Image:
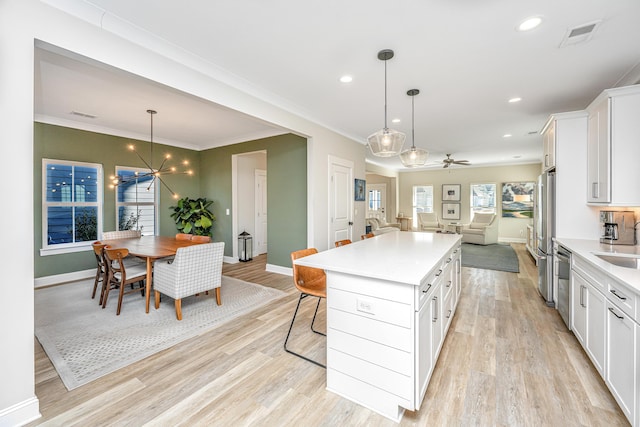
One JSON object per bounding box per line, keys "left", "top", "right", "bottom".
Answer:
{"left": 554, "top": 245, "right": 571, "bottom": 329}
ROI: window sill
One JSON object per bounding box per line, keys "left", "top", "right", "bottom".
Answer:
{"left": 40, "top": 244, "right": 92, "bottom": 256}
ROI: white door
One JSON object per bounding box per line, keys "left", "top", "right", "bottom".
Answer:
{"left": 254, "top": 169, "right": 267, "bottom": 255}
{"left": 367, "top": 183, "right": 387, "bottom": 220}
{"left": 329, "top": 157, "right": 353, "bottom": 247}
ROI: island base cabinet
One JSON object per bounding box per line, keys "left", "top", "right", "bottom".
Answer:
{"left": 606, "top": 301, "right": 638, "bottom": 425}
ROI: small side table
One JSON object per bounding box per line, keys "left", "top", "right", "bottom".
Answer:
{"left": 396, "top": 216, "right": 413, "bottom": 231}
{"left": 445, "top": 222, "right": 463, "bottom": 234}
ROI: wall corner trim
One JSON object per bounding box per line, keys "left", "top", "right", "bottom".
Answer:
{"left": 0, "top": 396, "right": 41, "bottom": 427}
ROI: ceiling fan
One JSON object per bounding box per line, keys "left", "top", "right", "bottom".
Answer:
{"left": 442, "top": 154, "right": 471, "bottom": 168}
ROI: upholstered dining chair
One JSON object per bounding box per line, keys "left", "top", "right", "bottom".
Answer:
{"left": 284, "top": 248, "right": 326, "bottom": 368}
{"left": 190, "top": 235, "right": 211, "bottom": 243}
{"left": 361, "top": 233, "right": 375, "bottom": 240}
{"left": 102, "top": 247, "right": 148, "bottom": 315}
{"left": 153, "top": 242, "right": 225, "bottom": 320}
{"left": 334, "top": 239, "right": 352, "bottom": 247}
{"left": 102, "top": 229, "right": 142, "bottom": 240}
{"left": 175, "top": 233, "right": 192, "bottom": 241}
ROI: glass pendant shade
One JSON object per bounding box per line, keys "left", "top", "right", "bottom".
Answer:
{"left": 368, "top": 128, "right": 406, "bottom": 157}
{"left": 368, "top": 49, "right": 405, "bottom": 157}
{"left": 400, "top": 146, "right": 429, "bottom": 167}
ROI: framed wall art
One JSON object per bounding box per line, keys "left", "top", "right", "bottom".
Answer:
{"left": 442, "top": 203, "right": 461, "bottom": 220}
{"left": 354, "top": 179, "right": 366, "bottom": 201}
{"left": 442, "top": 184, "right": 461, "bottom": 201}
{"left": 501, "top": 181, "right": 535, "bottom": 218}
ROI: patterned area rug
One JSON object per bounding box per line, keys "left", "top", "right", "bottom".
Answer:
{"left": 461, "top": 242, "right": 520, "bottom": 273}
{"left": 35, "top": 276, "right": 286, "bottom": 390}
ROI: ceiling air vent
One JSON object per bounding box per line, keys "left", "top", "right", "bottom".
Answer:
{"left": 559, "top": 20, "right": 601, "bottom": 47}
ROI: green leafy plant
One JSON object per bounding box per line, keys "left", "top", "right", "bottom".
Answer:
{"left": 169, "top": 197, "right": 215, "bottom": 236}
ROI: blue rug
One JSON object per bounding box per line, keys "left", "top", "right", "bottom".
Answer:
{"left": 461, "top": 243, "right": 520, "bottom": 273}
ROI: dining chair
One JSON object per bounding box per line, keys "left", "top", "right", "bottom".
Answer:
{"left": 190, "top": 235, "right": 211, "bottom": 243}
{"left": 284, "top": 248, "right": 326, "bottom": 368}
{"left": 102, "top": 229, "right": 142, "bottom": 240}
{"left": 91, "top": 241, "right": 107, "bottom": 301}
{"left": 335, "top": 239, "right": 352, "bottom": 247}
{"left": 153, "top": 242, "right": 225, "bottom": 320}
{"left": 361, "top": 233, "right": 375, "bottom": 240}
{"left": 175, "top": 233, "right": 192, "bottom": 241}
{"left": 102, "top": 247, "right": 148, "bottom": 315}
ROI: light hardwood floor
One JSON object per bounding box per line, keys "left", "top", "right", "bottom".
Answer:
{"left": 29, "top": 244, "right": 629, "bottom": 426}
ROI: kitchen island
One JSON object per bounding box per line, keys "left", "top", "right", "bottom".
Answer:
{"left": 294, "top": 231, "right": 462, "bottom": 422}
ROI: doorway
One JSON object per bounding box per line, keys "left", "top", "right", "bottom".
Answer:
{"left": 328, "top": 156, "right": 353, "bottom": 247}
{"left": 367, "top": 183, "right": 387, "bottom": 221}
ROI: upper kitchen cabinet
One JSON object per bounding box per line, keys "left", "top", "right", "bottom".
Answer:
{"left": 542, "top": 118, "right": 556, "bottom": 171}
{"left": 587, "top": 85, "right": 640, "bottom": 205}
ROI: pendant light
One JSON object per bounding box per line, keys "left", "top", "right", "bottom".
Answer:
{"left": 367, "top": 49, "right": 406, "bottom": 157}
{"left": 400, "top": 89, "right": 429, "bottom": 168}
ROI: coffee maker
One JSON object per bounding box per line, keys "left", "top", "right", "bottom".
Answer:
{"left": 600, "top": 210, "right": 636, "bottom": 245}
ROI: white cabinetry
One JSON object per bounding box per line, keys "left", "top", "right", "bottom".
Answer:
{"left": 542, "top": 117, "right": 556, "bottom": 171}
{"left": 570, "top": 253, "right": 640, "bottom": 426}
{"left": 586, "top": 85, "right": 640, "bottom": 205}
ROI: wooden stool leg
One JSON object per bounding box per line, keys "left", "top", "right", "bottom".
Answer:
{"left": 175, "top": 299, "right": 182, "bottom": 320}
{"left": 154, "top": 291, "right": 161, "bottom": 309}
{"left": 215, "top": 288, "right": 221, "bottom": 305}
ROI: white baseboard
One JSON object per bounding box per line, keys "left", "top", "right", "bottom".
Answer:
{"left": 224, "top": 256, "right": 239, "bottom": 264}
{"left": 0, "top": 396, "right": 40, "bottom": 427}
{"left": 266, "top": 263, "right": 292, "bottom": 276}
{"left": 34, "top": 268, "right": 94, "bottom": 288}
{"left": 499, "top": 237, "right": 527, "bottom": 244}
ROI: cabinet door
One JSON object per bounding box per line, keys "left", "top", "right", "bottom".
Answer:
{"left": 606, "top": 301, "right": 637, "bottom": 424}
{"left": 416, "top": 300, "right": 433, "bottom": 407}
{"left": 586, "top": 284, "right": 607, "bottom": 375}
{"left": 571, "top": 270, "right": 587, "bottom": 345}
{"left": 543, "top": 120, "right": 556, "bottom": 170}
{"left": 587, "top": 98, "right": 610, "bottom": 203}
{"left": 431, "top": 284, "right": 444, "bottom": 361}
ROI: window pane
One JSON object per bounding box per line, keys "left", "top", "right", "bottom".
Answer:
{"left": 74, "top": 166, "right": 98, "bottom": 203}
{"left": 46, "top": 163, "right": 72, "bottom": 202}
{"left": 118, "top": 205, "right": 155, "bottom": 236}
{"left": 368, "top": 189, "right": 381, "bottom": 210}
{"left": 47, "top": 206, "right": 73, "bottom": 244}
{"left": 75, "top": 207, "right": 98, "bottom": 242}
{"left": 117, "top": 172, "right": 155, "bottom": 203}
{"left": 413, "top": 185, "right": 434, "bottom": 228}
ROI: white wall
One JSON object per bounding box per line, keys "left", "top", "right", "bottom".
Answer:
{"left": 399, "top": 163, "right": 541, "bottom": 242}
{"left": 1, "top": 0, "right": 366, "bottom": 423}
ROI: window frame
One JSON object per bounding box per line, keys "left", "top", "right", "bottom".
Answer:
{"left": 41, "top": 159, "right": 103, "bottom": 256}
{"left": 412, "top": 185, "right": 434, "bottom": 228}
{"left": 114, "top": 165, "right": 159, "bottom": 236}
{"left": 469, "top": 182, "right": 497, "bottom": 218}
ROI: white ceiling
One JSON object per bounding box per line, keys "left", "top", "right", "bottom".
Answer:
{"left": 35, "top": 0, "right": 640, "bottom": 171}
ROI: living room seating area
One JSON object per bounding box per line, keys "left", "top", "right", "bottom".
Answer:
{"left": 460, "top": 213, "right": 499, "bottom": 245}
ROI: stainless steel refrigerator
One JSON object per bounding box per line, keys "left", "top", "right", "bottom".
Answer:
{"left": 536, "top": 171, "right": 555, "bottom": 306}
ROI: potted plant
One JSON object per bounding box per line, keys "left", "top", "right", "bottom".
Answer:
{"left": 169, "top": 197, "right": 216, "bottom": 236}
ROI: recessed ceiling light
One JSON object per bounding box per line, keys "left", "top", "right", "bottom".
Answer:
{"left": 503, "top": 134, "right": 512, "bottom": 138}
{"left": 392, "top": 118, "right": 401, "bottom": 123}
{"left": 518, "top": 16, "right": 542, "bottom": 32}
{"left": 513, "top": 155, "right": 522, "bottom": 159}
{"left": 339, "top": 75, "right": 353, "bottom": 83}
{"left": 508, "top": 97, "right": 522, "bottom": 103}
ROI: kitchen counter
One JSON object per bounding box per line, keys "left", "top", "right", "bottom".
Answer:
{"left": 555, "top": 238, "right": 640, "bottom": 293}
{"left": 295, "top": 231, "right": 461, "bottom": 285}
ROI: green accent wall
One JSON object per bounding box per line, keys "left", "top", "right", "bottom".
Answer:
{"left": 34, "top": 123, "right": 307, "bottom": 278}
{"left": 199, "top": 134, "right": 307, "bottom": 268}
{"left": 34, "top": 123, "right": 200, "bottom": 278}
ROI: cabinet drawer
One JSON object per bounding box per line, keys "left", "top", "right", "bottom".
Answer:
{"left": 329, "top": 287, "right": 412, "bottom": 328}
{"left": 329, "top": 308, "right": 413, "bottom": 352}
{"left": 572, "top": 256, "right": 607, "bottom": 292}
{"left": 607, "top": 279, "right": 637, "bottom": 320}
{"left": 416, "top": 265, "right": 444, "bottom": 309}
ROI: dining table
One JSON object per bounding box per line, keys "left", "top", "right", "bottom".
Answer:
{"left": 101, "top": 235, "right": 204, "bottom": 313}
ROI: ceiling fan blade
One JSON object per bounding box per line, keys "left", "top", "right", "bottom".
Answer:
{"left": 443, "top": 163, "right": 449, "bottom": 168}
{"left": 453, "top": 160, "right": 470, "bottom": 165}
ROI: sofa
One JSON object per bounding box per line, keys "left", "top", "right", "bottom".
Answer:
{"left": 461, "top": 213, "right": 499, "bottom": 245}
{"left": 366, "top": 217, "right": 401, "bottom": 235}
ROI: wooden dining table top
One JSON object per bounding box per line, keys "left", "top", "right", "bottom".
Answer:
{"left": 101, "top": 235, "right": 202, "bottom": 259}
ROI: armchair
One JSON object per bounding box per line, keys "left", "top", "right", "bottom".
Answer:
{"left": 417, "top": 212, "right": 442, "bottom": 232}
{"left": 366, "top": 217, "right": 401, "bottom": 235}
{"left": 153, "top": 242, "right": 225, "bottom": 320}
{"left": 461, "top": 213, "right": 499, "bottom": 245}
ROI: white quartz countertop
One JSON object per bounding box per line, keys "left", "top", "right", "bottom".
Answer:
{"left": 294, "top": 231, "right": 461, "bottom": 286}
{"left": 555, "top": 238, "right": 640, "bottom": 294}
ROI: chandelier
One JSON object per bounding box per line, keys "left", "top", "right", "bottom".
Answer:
{"left": 109, "top": 109, "right": 192, "bottom": 198}
{"left": 367, "top": 49, "right": 406, "bottom": 157}
{"left": 399, "top": 89, "right": 429, "bottom": 167}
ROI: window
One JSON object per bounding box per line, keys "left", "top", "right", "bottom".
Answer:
{"left": 470, "top": 183, "right": 497, "bottom": 217}
{"left": 115, "top": 167, "right": 157, "bottom": 236}
{"left": 412, "top": 185, "right": 433, "bottom": 228}
{"left": 368, "top": 188, "right": 381, "bottom": 211}
{"left": 43, "top": 160, "right": 102, "bottom": 250}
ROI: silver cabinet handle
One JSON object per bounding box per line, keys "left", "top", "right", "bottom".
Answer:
{"left": 545, "top": 154, "right": 549, "bottom": 167}
{"left": 435, "top": 269, "right": 443, "bottom": 277}
{"left": 446, "top": 309, "right": 452, "bottom": 319}
{"left": 608, "top": 306, "right": 624, "bottom": 320}
{"left": 592, "top": 182, "right": 599, "bottom": 199}
{"left": 422, "top": 284, "right": 432, "bottom": 294}
{"left": 447, "top": 280, "right": 452, "bottom": 288}
{"left": 432, "top": 296, "right": 438, "bottom": 322}
{"left": 610, "top": 289, "right": 627, "bottom": 301}
{"left": 580, "top": 285, "right": 586, "bottom": 308}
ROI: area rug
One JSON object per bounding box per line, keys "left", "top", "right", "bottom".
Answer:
{"left": 35, "top": 276, "right": 286, "bottom": 390}
{"left": 461, "top": 242, "right": 520, "bottom": 273}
